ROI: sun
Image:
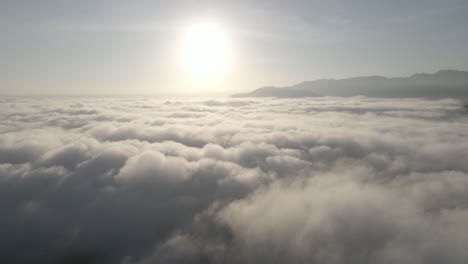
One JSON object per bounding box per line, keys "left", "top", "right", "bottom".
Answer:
{"left": 179, "top": 22, "right": 230, "bottom": 81}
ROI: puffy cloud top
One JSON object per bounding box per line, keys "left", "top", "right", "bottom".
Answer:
{"left": 1, "top": 96, "right": 468, "bottom": 263}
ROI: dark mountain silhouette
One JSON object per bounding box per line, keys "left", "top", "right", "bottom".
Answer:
{"left": 232, "top": 70, "right": 468, "bottom": 98}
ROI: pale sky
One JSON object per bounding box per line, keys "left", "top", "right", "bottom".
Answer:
{"left": 1, "top": 0, "right": 468, "bottom": 95}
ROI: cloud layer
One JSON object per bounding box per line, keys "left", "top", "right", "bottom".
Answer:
{"left": 1, "top": 96, "right": 468, "bottom": 264}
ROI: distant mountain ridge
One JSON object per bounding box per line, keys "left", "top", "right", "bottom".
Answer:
{"left": 232, "top": 70, "right": 468, "bottom": 98}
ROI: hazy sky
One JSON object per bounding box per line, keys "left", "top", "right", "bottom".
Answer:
{"left": 1, "top": 0, "right": 468, "bottom": 94}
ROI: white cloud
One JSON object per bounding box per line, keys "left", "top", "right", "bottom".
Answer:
{"left": 1, "top": 96, "right": 468, "bottom": 263}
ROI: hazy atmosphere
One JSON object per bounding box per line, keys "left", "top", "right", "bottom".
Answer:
{"left": 2, "top": 1, "right": 468, "bottom": 264}
{"left": 1, "top": 0, "right": 468, "bottom": 94}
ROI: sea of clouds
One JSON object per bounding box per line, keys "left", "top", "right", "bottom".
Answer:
{"left": 1, "top": 96, "right": 468, "bottom": 264}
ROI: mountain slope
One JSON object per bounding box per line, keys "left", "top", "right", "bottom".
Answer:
{"left": 232, "top": 70, "right": 468, "bottom": 98}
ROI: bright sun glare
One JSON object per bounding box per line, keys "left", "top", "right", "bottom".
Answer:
{"left": 180, "top": 23, "right": 230, "bottom": 81}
